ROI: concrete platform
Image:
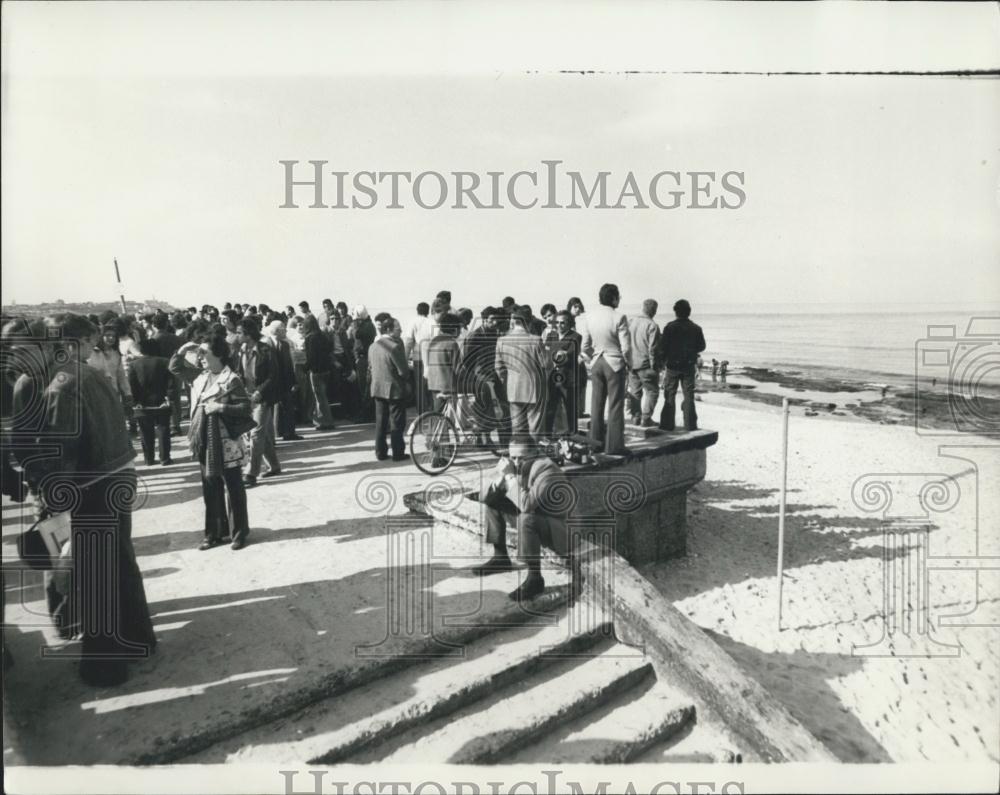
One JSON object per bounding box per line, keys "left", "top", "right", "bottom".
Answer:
{"left": 1, "top": 425, "right": 558, "bottom": 765}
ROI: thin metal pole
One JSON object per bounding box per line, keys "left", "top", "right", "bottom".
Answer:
{"left": 113, "top": 257, "right": 127, "bottom": 314}
{"left": 777, "top": 396, "right": 790, "bottom": 629}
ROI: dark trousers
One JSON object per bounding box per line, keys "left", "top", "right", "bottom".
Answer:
{"left": 68, "top": 471, "right": 157, "bottom": 660}
{"left": 169, "top": 376, "right": 183, "bottom": 431}
{"left": 589, "top": 357, "right": 627, "bottom": 455}
{"left": 484, "top": 496, "right": 569, "bottom": 560}
{"left": 474, "top": 377, "right": 512, "bottom": 444}
{"left": 275, "top": 391, "right": 297, "bottom": 438}
{"left": 544, "top": 375, "right": 577, "bottom": 435}
{"left": 577, "top": 364, "right": 589, "bottom": 418}
{"left": 660, "top": 367, "right": 698, "bottom": 431}
{"left": 374, "top": 397, "right": 406, "bottom": 458}
{"left": 412, "top": 359, "right": 432, "bottom": 413}
{"left": 201, "top": 466, "right": 249, "bottom": 542}
{"left": 355, "top": 356, "right": 373, "bottom": 421}
{"left": 308, "top": 370, "right": 335, "bottom": 427}
{"left": 136, "top": 409, "right": 171, "bottom": 464}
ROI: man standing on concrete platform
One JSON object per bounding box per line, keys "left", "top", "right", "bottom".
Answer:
{"left": 544, "top": 310, "right": 582, "bottom": 435}
{"left": 582, "top": 283, "right": 631, "bottom": 455}
{"left": 472, "top": 440, "right": 577, "bottom": 602}
{"left": 656, "top": 299, "right": 706, "bottom": 432}
{"left": 495, "top": 305, "right": 548, "bottom": 446}
{"left": 626, "top": 299, "right": 662, "bottom": 427}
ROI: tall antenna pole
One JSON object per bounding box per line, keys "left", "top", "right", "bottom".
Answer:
{"left": 114, "top": 257, "right": 127, "bottom": 314}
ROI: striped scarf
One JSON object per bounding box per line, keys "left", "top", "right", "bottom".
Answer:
{"left": 190, "top": 406, "right": 225, "bottom": 479}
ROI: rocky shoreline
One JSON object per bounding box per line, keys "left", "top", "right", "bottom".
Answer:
{"left": 695, "top": 364, "right": 1000, "bottom": 434}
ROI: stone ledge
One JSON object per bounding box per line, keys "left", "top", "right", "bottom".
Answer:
{"left": 406, "top": 490, "right": 836, "bottom": 763}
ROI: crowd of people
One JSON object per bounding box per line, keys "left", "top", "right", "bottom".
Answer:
{"left": 1, "top": 284, "right": 706, "bottom": 685}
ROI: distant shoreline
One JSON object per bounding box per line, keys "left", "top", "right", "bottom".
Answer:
{"left": 698, "top": 361, "right": 1000, "bottom": 434}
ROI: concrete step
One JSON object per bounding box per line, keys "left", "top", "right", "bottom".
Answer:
{"left": 351, "top": 641, "right": 652, "bottom": 764}
{"left": 505, "top": 678, "right": 695, "bottom": 764}
{"left": 635, "top": 715, "right": 744, "bottom": 764}
{"left": 187, "top": 604, "right": 614, "bottom": 764}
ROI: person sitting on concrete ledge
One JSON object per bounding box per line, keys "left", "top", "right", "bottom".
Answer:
{"left": 473, "top": 440, "right": 578, "bottom": 602}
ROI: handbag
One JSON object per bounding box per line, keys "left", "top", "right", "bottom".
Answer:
{"left": 216, "top": 379, "right": 257, "bottom": 438}
{"left": 17, "top": 512, "right": 72, "bottom": 571}
{"left": 222, "top": 411, "right": 257, "bottom": 439}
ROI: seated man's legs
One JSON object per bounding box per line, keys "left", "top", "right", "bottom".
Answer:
{"left": 474, "top": 495, "right": 519, "bottom": 575}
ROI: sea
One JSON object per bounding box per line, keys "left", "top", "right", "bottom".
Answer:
{"left": 380, "top": 301, "right": 1000, "bottom": 388}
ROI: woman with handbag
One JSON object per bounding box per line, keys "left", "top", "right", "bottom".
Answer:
{"left": 169, "top": 332, "right": 255, "bottom": 551}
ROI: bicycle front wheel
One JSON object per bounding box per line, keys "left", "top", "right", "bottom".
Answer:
{"left": 409, "top": 411, "right": 459, "bottom": 475}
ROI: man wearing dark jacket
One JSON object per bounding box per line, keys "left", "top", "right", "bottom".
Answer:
{"left": 265, "top": 320, "right": 302, "bottom": 441}
{"left": 656, "top": 299, "right": 706, "bottom": 432}
{"left": 128, "top": 339, "right": 174, "bottom": 465}
{"left": 461, "top": 307, "right": 512, "bottom": 446}
{"left": 545, "top": 311, "right": 583, "bottom": 435}
{"left": 235, "top": 318, "right": 280, "bottom": 486}
{"left": 150, "top": 312, "right": 183, "bottom": 435}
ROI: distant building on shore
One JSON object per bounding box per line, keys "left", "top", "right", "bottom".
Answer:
{"left": 1, "top": 298, "right": 178, "bottom": 319}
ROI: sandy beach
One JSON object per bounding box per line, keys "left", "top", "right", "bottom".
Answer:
{"left": 3, "top": 362, "right": 997, "bottom": 767}
{"left": 642, "top": 377, "right": 999, "bottom": 762}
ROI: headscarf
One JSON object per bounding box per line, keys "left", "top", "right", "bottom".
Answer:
{"left": 352, "top": 305, "right": 369, "bottom": 321}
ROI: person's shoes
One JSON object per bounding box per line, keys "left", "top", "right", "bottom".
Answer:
{"left": 243, "top": 475, "right": 257, "bottom": 488}
{"left": 472, "top": 555, "right": 517, "bottom": 576}
{"left": 170, "top": 428, "right": 183, "bottom": 437}
{"left": 160, "top": 458, "right": 174, "bottom": 466}
{"left": 509, "top": 575, "right": 546, "bottom": 602}
{"left": 143, "top": 459, "right": 155, "bottom": 467}
{"left": 79, "top": 658, "right": 128, "bottom": 687}
{"left": 231, "top": 533, "right": 248, "bottom": 551}
{"left": 314, "top": 425, "right": 336, "bottom": 431}
{"left": 282, "top": 434, "right": 305, "bottom": 441}
{"left": 199, "top": 537, "right": 223, "bottom": 550}
{"left": 392, "top": 453, "right": 410, "bottom": 462}
{"left": 376, "top": 454, "right": 389, "bottom": 461}
{"left": 640, "top": 418, "right": 655, "bottom": 428}
{"left": 261, "top": 469, "right": 282, "bottom": 478}
{"left": 628, "top": 414, "right": 640, "bottom": 426}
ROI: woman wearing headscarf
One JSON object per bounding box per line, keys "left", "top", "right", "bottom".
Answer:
{"left": 12, "top": 313, "right": 156, "bottom": 686}
{"left": 170, "top": 329, "right": 254, "bottom": 550}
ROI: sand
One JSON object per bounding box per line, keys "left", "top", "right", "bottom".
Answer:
{"left": 642, "top": 388, "right": 999, "bottom": 763}
{"left": 3, "top": 372, "right": 997, "bottom": 766}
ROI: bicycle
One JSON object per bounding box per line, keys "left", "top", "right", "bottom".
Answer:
{"left": 408, "top": 392, "right": 504, "bottom": 475}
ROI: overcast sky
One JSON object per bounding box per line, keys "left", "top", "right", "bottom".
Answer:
{"left": 2, "top": 3, "right": 998, "bottom": 311}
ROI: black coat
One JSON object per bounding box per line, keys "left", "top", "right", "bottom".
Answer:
{"left": 657, "top": 318, "right": 706, "bottom": 372}
{"left": 272, "top": 338, "right": 296, "bottom": 396}
{"left": 128, "top": 356, "right": 172, "bottom": 413}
